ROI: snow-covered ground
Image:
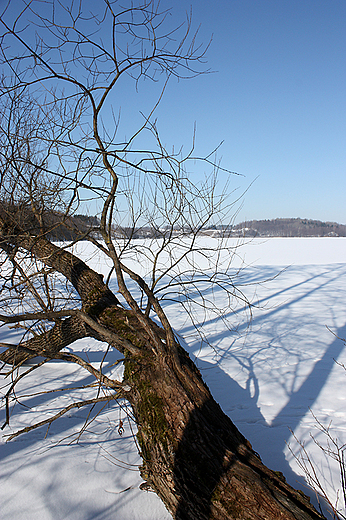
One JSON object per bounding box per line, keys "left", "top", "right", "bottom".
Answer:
{"left": 1, "top": 237, "right": 346, "bottom": 519}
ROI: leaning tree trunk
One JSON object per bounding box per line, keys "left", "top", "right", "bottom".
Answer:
{"left": 0, "top": 234, "right": 325, "bottom": 520}
{"left": 117, "top": 324, "right": 324, "bottom": 520}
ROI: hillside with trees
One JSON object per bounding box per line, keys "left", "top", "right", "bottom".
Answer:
{"left": 0, "top": 203, "right": 99, "bottom": 241}
{"left": 231, "top": 218, "right": 346, "bottom": 237}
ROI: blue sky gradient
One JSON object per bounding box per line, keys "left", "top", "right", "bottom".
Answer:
{"left": 143, "top": 0, "right": 346, "bottom": 224}
{"left": 2, "top": 0, "right": 345, "bottom": 224}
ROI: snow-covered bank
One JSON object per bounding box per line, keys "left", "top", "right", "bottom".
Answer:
{"left": 1, "top": 238, "right": 346, "bottom": 519}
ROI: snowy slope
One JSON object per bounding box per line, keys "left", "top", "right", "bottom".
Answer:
{"left": 1, "top": 238, "right": 346, "bottom": 519}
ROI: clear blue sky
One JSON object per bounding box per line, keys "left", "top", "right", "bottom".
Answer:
{"left": 144, "top": 0, "right": 346, "bottom": 224}
{"left": 2, "top": 0, "right": 345, "bottom": 224}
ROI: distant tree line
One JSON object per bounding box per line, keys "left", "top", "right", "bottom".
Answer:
{"left": 0, "top": 202, "right": 99, "bottom": 241}
{"left": 3, "top": 204, "right": 342, "bottom": 240}
{"left": 231, "top": 218, "right": 346, "bottom": 237}
{"left": 111, "top": 218, "right": 346, "bottom": 239}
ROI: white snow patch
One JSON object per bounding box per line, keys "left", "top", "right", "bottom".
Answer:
{"left": 1, "top": 238, "right": 346, "bottom": 518}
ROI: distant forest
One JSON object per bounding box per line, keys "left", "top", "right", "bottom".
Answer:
{"left": 0, "top": 202, "right": 100, "bottom": 241}
{"left": 231, "top": 218, "right": 346, "bottom": 237}
{"left": 2, "top": 202, "right": 345, "bottom": 239}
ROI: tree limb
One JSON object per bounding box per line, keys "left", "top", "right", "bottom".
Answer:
{"left": 4, "top": 394, "right": 120, "bottom": 442}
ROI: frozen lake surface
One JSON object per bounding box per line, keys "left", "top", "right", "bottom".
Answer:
{"left": 1, "top": 237, "right": 346, "bottom": 519}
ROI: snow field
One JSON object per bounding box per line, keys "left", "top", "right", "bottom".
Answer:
{"left": 1, "top": 237, "right": 346, "bottom": 519}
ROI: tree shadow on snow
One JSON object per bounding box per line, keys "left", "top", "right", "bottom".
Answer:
{"left": 0, "top": 343, "right": 125, "bottom": 460}
{"left": 1, "top": 265, "right": 346, "bottom": 518}
{"left": 174, "top": 308, "right": 346, "bottom": 515}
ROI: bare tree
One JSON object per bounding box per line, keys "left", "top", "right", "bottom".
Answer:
{"left": 0, "top": 1, "right": 326, "bottom": 518}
